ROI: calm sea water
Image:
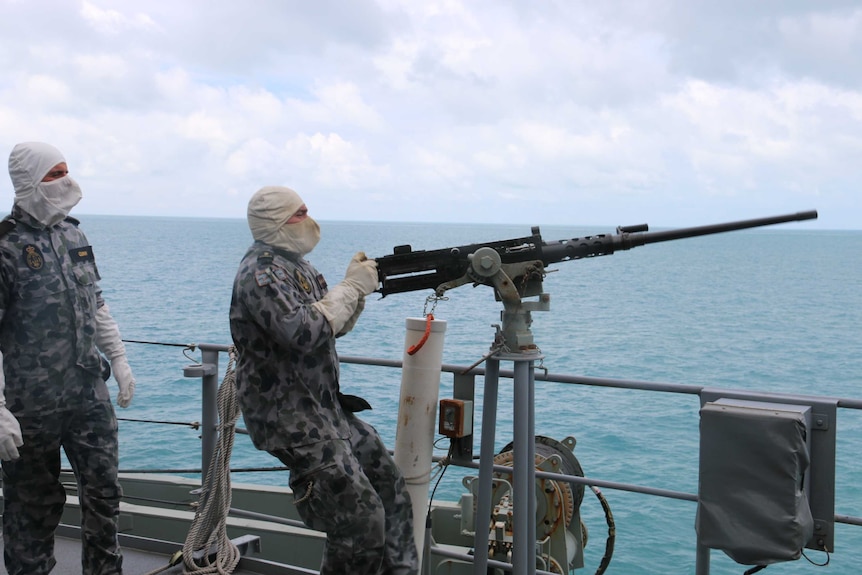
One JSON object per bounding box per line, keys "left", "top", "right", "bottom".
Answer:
{"left": 79, "top": 215, "right": 861, "bottom": 575}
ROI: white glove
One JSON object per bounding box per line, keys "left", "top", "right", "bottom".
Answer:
{"left": 0, "top": 408, "right": 22, "bottom": 461}
{"left": 312, "top": 253, "right": 378, "bottom": 335}
{"left": 110, "top": 355, "right": 135, "bottom": 408}
{"left": 0, "top": 351, "right": 23, "bottom": 461}
{"left": 336, "top": 295, "right": 365, "bottom": 337}
{"left": 342, "top": 252, "right": 379, "bottom": 296}
{"left": 94, "top": 304, "right": 136, "bottom": 408}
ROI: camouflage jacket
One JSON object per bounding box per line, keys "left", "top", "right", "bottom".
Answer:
{"left": 0, "top": 208, "right": 109, "bottom": 415}
{"left": 229, "top": 241, "right": 350, "bottom": 452}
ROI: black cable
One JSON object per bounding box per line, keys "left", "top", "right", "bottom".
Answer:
{"left": 802, "top": 547, "right": 831, "bottom": 567}
{"left": 122, "top": 339, "right": 196, "bottom": 349}
{"left": 64, "top": 466, "right": 289, "bottom": 475}
{"left": 427, "top": 443, "right": 454, "bottom": 515}
{"left": 117, "top": 417, "right": 200, "bottom": 429}
{"left": 590, "top": 485, "right": 616, "bottom": 575}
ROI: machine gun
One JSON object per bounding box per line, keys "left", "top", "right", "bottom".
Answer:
{"left": 375, "top": 210, "right": 818, "bottom": 299}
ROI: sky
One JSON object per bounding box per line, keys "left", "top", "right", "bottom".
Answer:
{"left": 0, "top": 0, "right": 860, "bottom": 230}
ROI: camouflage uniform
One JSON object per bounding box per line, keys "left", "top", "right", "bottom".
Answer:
{"left": 0, "top": 207, "right": 122, "bottom": 575}
{"left": 230, "top": 242, "right": 418, "bottom": 575}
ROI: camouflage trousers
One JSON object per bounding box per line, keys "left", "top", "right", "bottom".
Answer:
{"left": 272, "top": 414, "right": 418, "bottom": 575}
{"left": 1, "top": 400, "right": 122, "bottom": 575}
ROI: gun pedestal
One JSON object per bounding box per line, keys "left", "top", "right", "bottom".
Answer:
{"left": 468, "top": 252, "right": 549, "bottom": 575}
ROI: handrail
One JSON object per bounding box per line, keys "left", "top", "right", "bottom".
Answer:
{"left": 344, "top": 355, "right": 862, "bottom": 409}
{"left": 162, "top": 341, "right": 862, "bottom": 574}
{"left": 167, "top": 342, "right": 862, "bottom": 407}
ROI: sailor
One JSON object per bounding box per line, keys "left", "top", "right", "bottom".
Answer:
{"left": 230, "top": 186, "right": 418, "bottom": 575}
{"left": 0, "top": 142, "right": 136, "bottom": 574}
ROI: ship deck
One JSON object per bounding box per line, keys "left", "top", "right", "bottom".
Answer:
{"left": 0, "top": 525, "right": 314, "bottom": 575}
{"left": 0, "top": 531, "right": 172, "bottom": 575}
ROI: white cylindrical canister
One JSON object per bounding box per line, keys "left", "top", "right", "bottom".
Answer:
{"left": 393, "top": 316, "right": 447, "bottom": 563}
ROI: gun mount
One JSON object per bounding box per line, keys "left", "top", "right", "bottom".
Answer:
{"left": 375, "top": 210, "right": 818, "bottom": 352}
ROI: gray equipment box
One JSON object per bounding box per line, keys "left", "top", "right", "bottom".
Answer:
{"left": 696, "top": 398, "right": 814, "bottom": 566}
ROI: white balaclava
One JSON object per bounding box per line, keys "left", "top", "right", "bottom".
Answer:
{"left": 247, "top": 186, "right": 320, "bottom": 256}
{"left": 8, "top": 142, "right": 82, "bottom": 227}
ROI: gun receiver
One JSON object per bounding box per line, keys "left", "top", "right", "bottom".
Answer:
{"left": 375, "top": 210, "right": 818, "bottom": 298}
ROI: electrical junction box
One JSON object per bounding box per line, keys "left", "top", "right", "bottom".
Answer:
{"left": 697, "top": 398, "right": 814, "bottom": 566}
{"left": 439, "top": 399, "right": 473, "bottom": 438}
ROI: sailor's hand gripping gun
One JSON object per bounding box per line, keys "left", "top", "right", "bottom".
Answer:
{"left": 375, "top": 210, "right": 819, "bottom": 300}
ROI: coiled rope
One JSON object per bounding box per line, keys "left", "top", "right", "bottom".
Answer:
{"left": 181, "top": 346, "right": 241, "bottom": 574}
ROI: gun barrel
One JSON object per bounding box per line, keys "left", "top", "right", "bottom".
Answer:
{"left": 539, "top": 210, "right": 818, "bottom": 264}
{"left": 638, "top": 210, "right": 818, "bottom": 246}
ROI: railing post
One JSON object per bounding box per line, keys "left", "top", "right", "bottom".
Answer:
{"left": 473, "top": 358, "right": 500, "bottom": 575}
{"left": 183, "top": 349, "right": 220, "bottom": 483}
{"left": 695, "top": 541, "right": 711, "bottom": 574}
{"left": 511, "top": 356, "right": 537, "bottom": 575}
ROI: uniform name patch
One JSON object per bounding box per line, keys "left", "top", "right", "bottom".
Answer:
{"left": 69, "top": 245, "right": 95, "bottom": 263}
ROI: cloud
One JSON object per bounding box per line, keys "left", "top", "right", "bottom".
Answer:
{"left": 80, "top": 0, "right": 159, "bottom": 35}
{"left": 0, "top": 0, "right": 858, "bottom": 229}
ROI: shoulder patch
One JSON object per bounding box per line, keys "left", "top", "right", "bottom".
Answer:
{"left": 257, "top": 251, "right": 274, "bottom": 265}
{"left": 254, "top": 270, "right": 273, "bottom": 287}
{"left": 0, "top": 218, "right": 15, "bottom": 239}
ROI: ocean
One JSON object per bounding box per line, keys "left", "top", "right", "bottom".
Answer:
{"left": 79, "top": 215, "right": 861, "bottom": 575}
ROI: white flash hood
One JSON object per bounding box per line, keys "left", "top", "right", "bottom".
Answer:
{"left": 8, "top": 142, "right": 82, "bottom": 227}
{"left": 247, "top": 186, "right": 320, "bottom": 256}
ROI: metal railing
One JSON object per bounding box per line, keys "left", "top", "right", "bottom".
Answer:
{"left": 181, "top": 342, "right": 862, "bottom": 575}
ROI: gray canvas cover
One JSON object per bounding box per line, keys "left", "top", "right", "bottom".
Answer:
{"left": 696, "top": 400, "right": 814, "bottom": 566}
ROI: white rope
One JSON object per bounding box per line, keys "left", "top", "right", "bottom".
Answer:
{"left": 181, "top": 346, "right": 242, "bottom": 574}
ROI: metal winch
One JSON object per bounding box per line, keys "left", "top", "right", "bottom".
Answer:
{"left": 459, "top": 436, "right": 591, "bottom": 574}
